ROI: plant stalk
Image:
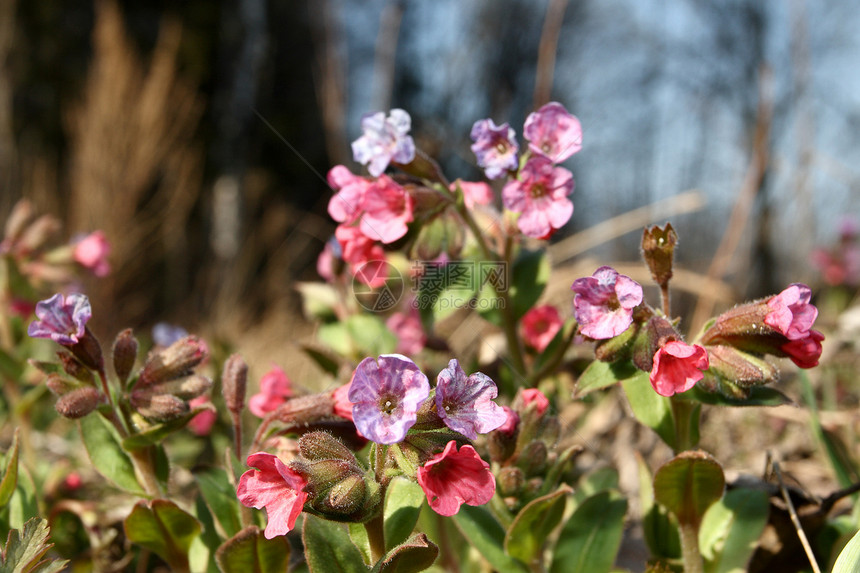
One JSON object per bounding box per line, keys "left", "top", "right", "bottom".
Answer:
{"left": 678, "top": 522, "right": 704, "bottom": 573}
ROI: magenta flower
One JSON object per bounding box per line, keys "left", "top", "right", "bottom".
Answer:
{"left": 571, "top": 266, "right": 643, "bottom": 339}
{"left": 237, "top": 452, "right": 308, "bottom": 539}
{"left": 351, "top": 109, "right": 416, "bottom": 177}
{"left": 417, "top": 441, "right": 495, "bottom": 516}
{"left": 450, "top": 180, "right": 494, "bottom": 210}
{"left": 331, "top": 383, "right": 354, "bottom": 422}
{"left": 524, "top": 102, "right": 583, "bottom": 163}
{"left": 519, "top": 388, "right": 549, "bottom": 416}
{"left": 764, "top": 284, "right": 818, "bottom": 341}
{"left": 249, "top": 366, "right": 293, "bottom": 418}
{"left": 520, "top": 305, "right": 563, "bottom": 352}
{"left": 386, "top": 311, "right": 426, "bottom": 355}
{"left": 359, "top": 175, "right": 414, "bottom": 244}
{"left": 502, "top": 156, "right": 574, "bottom": 238}
{"left": 188, "top": 395, "right": 216, "bottom": 436}
{"left": 781, "top": 329, "right": 824, "bottom": 369}
{"left": 327, "top": 165, "right": 370, "bottom": 224}
{"left": 28, "top": 293, "right": 92, "bottom": 345}
{"left": 73, "top": 231, "right": 111, "bottom": 277}
{"left": 496, "top": 406, "right": 519, "bottom": 435}
{"left": 348, "top": 354, "right": 430, "bottom": 444}
{"left": 470, "top": 119, "right": 519, "bottom": 179}
{"left": 435, "top": 359, "right": 506, "bottom": 440}
{"left": 334, "top": 225, "right": 387, "bottom": 288}
{"left": 649, "top": 341, "right": 709, "bottom": 397}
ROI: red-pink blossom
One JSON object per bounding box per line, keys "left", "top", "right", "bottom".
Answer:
{"left": 188, "top": 395, "right": 216, "bottom": 436}
{"left": 502, "top": 156, "right": 574, "bottom": 239}
{"left": 765, "top": 284, "right": 818, "bottom": 341}
{"left": 327, "top": 165, "right": 370, "bottom": 224}
{"left": 73, "top": 231, "right": 111, "bottom": 277}
{"left": 417, "top": 441, "right": 495, "bottom": 516}
{"left": 520, "top": 305, "right": 563, "bottom": 352}
{"left": 237, "top": 452, "right": 308, "bottom": 539}
{"left": 649, "top": 341, "right": 709, "bottom": 397}
{"left": 524, "top": 102, "right": 583, "bottom": 163}
{"left": 359, "top": 175, "right": 414, "bottom": 244}
{"left": 571, "top": 266, "right": 643, "bottom": 339}
{"left": 331, "top": 383, "right": 354, "bottom": 422}
{"left": 386, "top": 311, "right": 426, "bottom": 355}
{"left": 496, "top": 406, "right": 519, "bottom": 435}
{"left": 249, "top": 366, "right": 293, "bottom": 418}
{"left": 781, "top": 329, "right": 824, "bottom": 369}
{"left": 520, "top": 388, "right": 549, "bottom": 416}
{"left": 334, "top": 225, "right": 387, "bottom": 288}
{"left": 451, "top": 180, "right": 494, "bottom": 210}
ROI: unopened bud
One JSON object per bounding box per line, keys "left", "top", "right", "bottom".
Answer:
{"left": 299, "top": 431, "right": 356, "bottom": 463}
{"left": 55, "top": 387, "right": 101, "bottom": 419}
{"left": 69, "top": 328, "right": 104, "bottom": 373}
{"left": 594, "top": 321, "right": 640, "bottom": 362}
{"left": 150, "top": 374, "right": 212, "bottom": 400}
{"left": 540, "top": 415, "right": 561, "bottom": 447}
{"left": 112, "top": 329, "right": 138, "bottom": 385}
{"left": 497, "top": 466, "right": 525, "bottom": 496}
{"left": 221, "top": 354, "right": 247, "bottom": 415}
{"left": 57, "top": 351, "right": 94, "bottom": 384}
{"left": 705, "top": 344, "right": 780, "bottom": 389}
{"left": 632, "top": 316, "right": 679, "bottom": 372}
{"left": 517, "top": 440, "right": 548, "bottom": 477}
{"left": 139, "top": 335, "right": 207, "bottom": 385}
{"left": 46, "top": 374, "right": 77, "bottom": 396}
{"left": 131, "top": 392, "right": 189, "bottom": 421}
{"left": 642, "top": 223, "right": 678, "bottom": 287}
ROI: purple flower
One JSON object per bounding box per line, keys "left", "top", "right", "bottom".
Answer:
{"left": 152, "top": 322, "right": 189, "bottom": 347}
{"left": 351, "top": 109, "right": 416, "bottom": 177}
{"left": 502, "top": 156, "right": 574, "bottom": 239}
{"left": 470, "top": 119, "right": 519, "bottom": 179}
{"left": 435, "top": 359, "right": 506, "bottom": 440}
{"left": 28, "top": 293, "right": 92, "bottom": 345}
{"left": 571, "top": 267, "right": 643, "bottom": 339}
{"left": 348, "top": 354, "right": 430, "bottom": 444}
{"left": 524, "top": 102, "right": 583, "bottom": 163}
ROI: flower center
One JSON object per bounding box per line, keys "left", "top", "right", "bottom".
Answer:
{"left": 379, "top": 395, "right": 398, "bottom": 416}
{"left": 494, "top": 142, "right": 508, "bottom": 154}
{"left": 606, "top": 293, "right": 621, "bottom": 311}
{"left": 530, "top": 183, "right": 547, "bottom": 199}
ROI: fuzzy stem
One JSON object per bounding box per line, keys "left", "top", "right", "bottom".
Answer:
{"left": 365, "top": 514, "right": 386, "bottom": 564}
{"left": 129, "top": 447, "right": 162, "bottom": 498}
{"left": 678, "top": 522, "right": 704, "bottom": 573}
{"left": 660, "top": 282, "right": 671, "bottom": 317}
{"left": 670, "top": 398, "right": 698, "bottom": 452}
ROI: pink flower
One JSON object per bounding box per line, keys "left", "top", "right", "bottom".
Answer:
{"left": 781, "top": 329, "right": 824, "bottom": 369}
{"left": 649, "top": 341, "right": 709, "bottom": 397}
{"left": 502, "top": 156, "right": 574, "bottom": 238}
{"left": 351, "top": 109, "right": 416, "bottom": 177}
{"left": 28, "top": 293, "right": 92, "bottom": 345}
{"left": 520, "top": 388, "right": 549, "bottom": 416}
{"left": 524, "top": 102, "right": 583, "bottom": 163}
{"left": 316, "top": 238, "right": 340, "bottom": 283}
{"left": 331, "top": 383, "right": 354, "bottom": 422}
{"left": 470, "top": 119, "right": 519, "bottom": 180}
{"left": 249, "top": 366, "right": 293, "bottom": 418}
{"left": 386, "top": 311, "right": 426, "bottom": 355}
{"left": 348, "top": 354, "right": 430, "bottom": 444}
{"left": 571, "top": 267, "right": 643, "bottom": 339}
{"left": 520, "top": 305, "right": 563, "bottom": 352}
{"left": 237, "top": 452, "right": 309, "bottom": 539}
{"left": 359, "top": 175, "right": 414, "bottom": 244}
{"left": 764, "top": 284, "right": 818, "bottom": 341}
{"left": 435, "top": 359, "right": 507, "bottom": 440}
{"left": 73, "top": 231, "right": 111, "bottom": 277}
{"left": 417, "top": 441, "right": 495, "bottom": 516}
{"left": 496, "top": 406, "right": 519, "bottom": 435}
{"left": 334, "top": 225, "right": 387, "bottom": 288}
{"left": 327, "top": 165, "right": 370, "bottom": 225}
{"left": 188, "top": 395, "right": 216, "bottom": 436}
{"left": 451, "top": 180, "right": 494, "bottom": 210}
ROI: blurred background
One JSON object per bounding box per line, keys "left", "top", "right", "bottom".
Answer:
{"left": 1, "top": 0, "right": 858, "bottom": 361}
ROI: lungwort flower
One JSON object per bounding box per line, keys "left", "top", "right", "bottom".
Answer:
{"left": 649, "top": 341, "right": 709, "bottom": 397}
{"left": 435, "top": 359, "right": 506, "bottom": 440}
{"left": 571, "top": 266, "right": 643, "bottom": 339}
{"left": 523, "top": 102, "right": 583, "bottom": 163}
{"left": 502, "top": 156, "right": 574, "bottom": 239}
{"left": 249, "top": 366, "right": 293, "bottom": 418}
{"left": 764, "top": 283, "right": 818, "bottom": 341}
{"left": 520, "top": 305, "right": 563, "bottom": 352}
{"left": 348, "top": 354, "right": 430, "bottom": 444}
{"left": 28, "top": 293, "right": 92, "bottom": 345}
{"left": 237, "top": 452, "right": 309, "bottom": 539}
{"left": 417, "top": 441, "right": 496, "bottom": 516}
{"left": 470, "top": 118, "right": 519, "bottom": 180}
{"left": 351, "top": 109, "right": 416, "bottom": 177}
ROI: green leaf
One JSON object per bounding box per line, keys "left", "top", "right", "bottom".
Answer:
{"left": 383, "top": 478, "right": 425, "bottom": 551}
{"left": 699, "top": 488, "right": 769, "bottom": 573}
{"left": 6, "top": 467, "right": 37, "bottom": 533}
{"left": 0, "top": 430, "right": 20, "bottom": 508}
{"left": 79, "top": 413, "right": 146, "bottom": 495}
{"left": 0, "top": 348, "right": 23, "bottom": 382}
{"left": 348, "top": 523, "right": 372, "bottom": 565}
{"left": 452, "top": 505, "right": 527, "bottom": 573}
{"left": 653, "top": 451, "right": 725, "bottom": 527}
{"left": 418, "top": 260, "right": 482, "bottom": 324}
{"left": 576, "top": 360, "right": 640, "bottom": 397}
{"left": 296, "top": 282, "right": 340, "bottom": 321}
{"left": 302, "top": 514, "right": 369, "bottom": 573}
{"left": 371, "top": 534, "right": 439, "bottom": 573}
{"left": 621, "top": 371, "right": 677, "bottom": 450}
{"left": 191, "top": 495, "right": 221, "bottom": 573}
{"left": 833, "top": 528, "right": 860, "bottom": 573}
{"left": 319, "top": 323, "right": 353, "bottom": 357}
{"left": 215, "top": 526, "right": 290, "bottom": 573}
{"left": 572, "top": 467, "right": 619, "bottom": 507}
{"left": 346, "top": 315, "right": 397, "bottom": 357}
{"left": 124, "top": 499, "right": 202, "bottom": 572}
{"left": 0, "top": 518, "right": 68, "bottom": 573}
{"left": 637, "top": 453, "right": 680, "bottom": 559}
{"left": 122, "top": 405, "right": 215, "bottom": 450}
{"left": 549, "top": 490, "right": 627, "bottom": 573}
{"left": 301, "top": 345, "right": 341, "bottom": 377}
{"left": 196, "top": 467, "right": 244, "bottom": 539}
{"left": 686, "top": 386, "right": 794, "bottom": 407}
{"left": 505, "top": 486, "right": 571, "bottom": 565}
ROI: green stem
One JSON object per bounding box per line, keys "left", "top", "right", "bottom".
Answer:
{"left": 671, "top": 398, "right": 699, "bottom": 452}
{"left": 129, "top": 447, "right": 163, "bottom": 498}
{"left": 678, "top": 522, "right": 704, "bottom": 573}
{"left": 365, "top": 513, "right": 386, "bottom": 564}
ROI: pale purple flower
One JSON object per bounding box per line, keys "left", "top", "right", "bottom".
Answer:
{"left": 28, "top": 293, "right": 91, "bottom": 345}
{"left": 351, "top": 109, "right": 416, "bottom": 177}
{"left": 470, "top": 119, "right": 519, "bottom": 179}
{"left": 524, "top": 102, "right": 583, "bottom": 163}
{"left": 571, "top": 266, "right": 643, "bottom": 339}
{"left": 348, "top": 354, "right": 430, "bottom": 444}
{"left": 152, "top": 323, "right": 189, "bottom": 347}
{"left": 502, "top": 156, "right": 574, "bottom": 238}
{"left": 435, "top": 359, "right": 506, "bottom": 440}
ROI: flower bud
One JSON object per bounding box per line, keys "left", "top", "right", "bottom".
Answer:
{"left": 632, "top": 316, "right": 679, "bottom": 372}
{"left": 139, "top": 336, "right": 207, "bottom": 386}
{"left": 594, "top": 320, "right": 640, "bottom": 362}
{"left": 497, "top": 466, "right": 525, "bottom": 497}
{"left": 57, "top": 351, "right": 94, "bottom": 384}
{"left": 112, "top": 328, "right": 138, "bottom": 385}
{"left": 149, "top": 374, "right": 212, "bottom": 400}
{"left": 293, "top": 457, "right": 381, "bottom": 522}
{"left": 45, "top": 373, "right": 76, "bottom": 396}
{"left": 517, "top": 440, "right": 548, "bottom": 477}
{"left": 131, "top": 392, "right": 189, "bottom": 421}
{"left": 55, "top": 387, "right": 101, "bottom": 419}
{"left": 222, "top": 354, "right": 248, "bottom": 415}
{"left": 705, "top": 344, "right": 780, "bottom": 388}
{"left": 299, "top": 431, "right": 356, "bottom": 463}
{"left": 69, "top": 327, "right": 104, "bottom": 374}
{"left": 641, "top": 223, "right": 678, "bottom": 287}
